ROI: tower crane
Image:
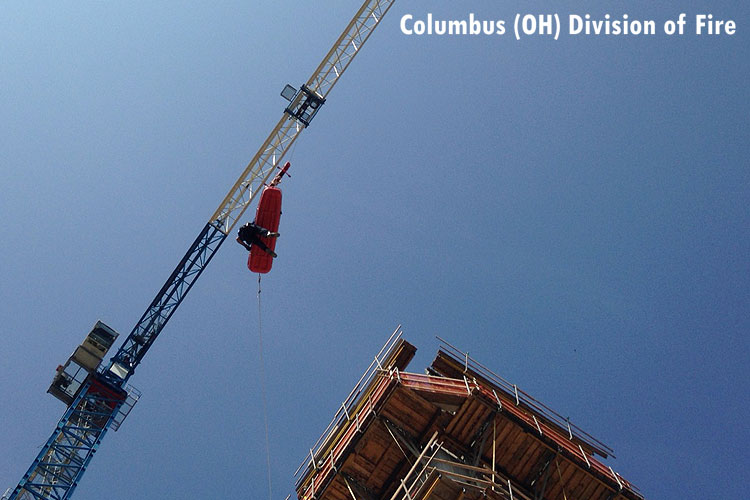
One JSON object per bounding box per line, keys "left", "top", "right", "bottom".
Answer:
{"left": 7, "top": 1, "right": 396, "bottom": 499}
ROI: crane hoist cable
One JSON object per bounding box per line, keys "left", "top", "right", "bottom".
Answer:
{"left": 256, "top": 274, "right": 272, "bottom": 500}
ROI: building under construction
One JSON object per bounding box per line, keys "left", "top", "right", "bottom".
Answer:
{"left": 294, "top": 329, "right": 643, "bottom": 500}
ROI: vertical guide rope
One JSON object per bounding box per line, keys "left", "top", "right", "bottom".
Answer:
{"left": 257, "top": 274, "right": 272, "bottom": 500}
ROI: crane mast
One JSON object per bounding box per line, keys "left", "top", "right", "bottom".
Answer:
{"left": 7, "top": 1, "right": 395, "bottom": 499}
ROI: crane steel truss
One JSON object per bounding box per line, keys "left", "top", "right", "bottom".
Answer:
{"left": 8, "top": 1, "right": 395, "bottom": 499}
{"left": 10, "top": 380, "right": 127, "bottom": 500}
{"left": 211, "top": 0, "right": 396, "bottom": 234}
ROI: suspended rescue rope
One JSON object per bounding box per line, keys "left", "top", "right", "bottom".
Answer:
{"left": 256, "top": 274, "right": 273, "bottom": 500}
{"left": 238, "top": 160, "right": 290, "bottom": 499}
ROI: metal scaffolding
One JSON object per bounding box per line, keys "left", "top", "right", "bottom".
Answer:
{"left": 295, "top": 332, "right": 644, "bottom": 500}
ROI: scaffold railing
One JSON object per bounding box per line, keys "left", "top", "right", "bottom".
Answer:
{"left": 395, "top": 370, "right": 639, "bottom": 495}
{"left": 436, "top": 336, "right": 616, "bottom": 458}
{"left": 295, "top": 336, "right": 642, "bottom": 500}
{"left": 294, "top": 325, "right": 405, "bottom": 482}
{"left": 390, "top": 434, "right": 528, "bottom": 500}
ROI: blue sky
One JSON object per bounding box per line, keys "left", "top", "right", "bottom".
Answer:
{"left": 1, "top": 1, "right": 748, "bottom": 499}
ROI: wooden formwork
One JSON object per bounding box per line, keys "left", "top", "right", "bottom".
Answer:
{"left": 295, "top": 339, "right": 644, "bottom": 500}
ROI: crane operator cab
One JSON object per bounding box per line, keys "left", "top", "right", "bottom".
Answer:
{"left": 281, "top": 84, "right": 325, "bottom": 127}
{"left": 48, "top": 321, "right": 119, "bottom": 406}
{"left": 237, "top": 161, "right": 290, "bottom": 274}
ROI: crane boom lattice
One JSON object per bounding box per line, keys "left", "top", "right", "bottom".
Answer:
{"left": 8, "top": 1, "right": 395, "bottom": 499}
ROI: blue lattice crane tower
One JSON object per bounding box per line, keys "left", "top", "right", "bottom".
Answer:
{"left": 6, "top": 2, "right": 396, "bottom": 498}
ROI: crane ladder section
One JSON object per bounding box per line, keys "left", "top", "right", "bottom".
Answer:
{"left": 9, "top": 1, "right": 395, "bottom": 499}
{"left": 9, "top": 380, "right": 125, "bottom": 500}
